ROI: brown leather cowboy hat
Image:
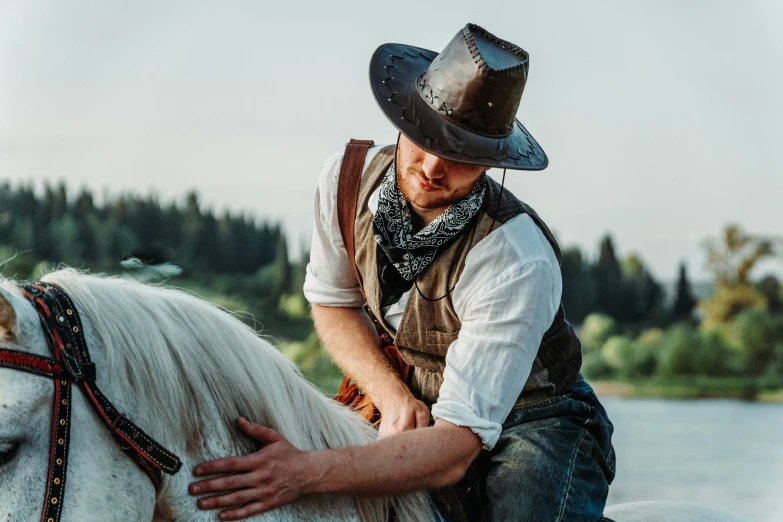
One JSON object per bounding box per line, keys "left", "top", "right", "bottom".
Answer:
{"left": 369, "top": 23, "right": 548, "bottom": 171}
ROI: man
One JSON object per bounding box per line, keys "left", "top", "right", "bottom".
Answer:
{"left": 189, "top": 23, "right": 615, "bottom": 521}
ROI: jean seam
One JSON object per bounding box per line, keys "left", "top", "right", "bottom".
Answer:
{"left": 556, "top": 430, "right": 588, "bottom": 522}
{"left": 513, "top": 395, "right": 567, "bottom": 413}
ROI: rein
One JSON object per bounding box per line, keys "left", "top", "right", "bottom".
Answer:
{"left": 0, "top": 282, "right": 181, "bottom": 522}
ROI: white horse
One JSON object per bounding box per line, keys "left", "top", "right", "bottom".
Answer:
{"left": 0, "top": 269, "right": 434, "bottom": 522}
{"left": 0, "top": 269, "right": 751, "bottom": 522}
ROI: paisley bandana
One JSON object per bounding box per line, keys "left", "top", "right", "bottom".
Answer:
{"left": 372, "top": 161, "right": 487, "bottom": 281}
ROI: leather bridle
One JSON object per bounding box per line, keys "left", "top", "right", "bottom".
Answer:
{"left": 0, "top": 282, "right": 182, "bottom": 522}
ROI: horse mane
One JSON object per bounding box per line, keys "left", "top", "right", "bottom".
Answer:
{"left": 35, "top": 269, "right": 433, "bottom": 522}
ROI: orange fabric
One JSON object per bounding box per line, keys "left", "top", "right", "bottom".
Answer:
{"left": 334, "top": 332, "right": 411, "bottom": 426}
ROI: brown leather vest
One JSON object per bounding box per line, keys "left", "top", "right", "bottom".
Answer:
{"left": 353, "top": 145, "right": 582, "bottom": 406}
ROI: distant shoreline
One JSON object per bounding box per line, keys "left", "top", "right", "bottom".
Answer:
{"left": 591, "top": 379, "right": 783, "bottom": 402}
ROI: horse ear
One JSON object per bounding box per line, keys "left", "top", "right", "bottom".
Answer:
{"left": 0, "top": 291, "right": 17, "bottom": 341}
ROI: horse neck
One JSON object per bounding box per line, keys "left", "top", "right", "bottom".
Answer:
{"left": 148, "top": 387, "right": 371, "bottom": 522}
{"left": 73, "top": 302, "right": 367, "bottom": 520}
{"left": 38, "top": 271, "right": 435, "bottom": 522}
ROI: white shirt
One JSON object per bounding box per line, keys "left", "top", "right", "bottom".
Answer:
{"left": 303, "top": 145, "right": 562, "bottom": 450}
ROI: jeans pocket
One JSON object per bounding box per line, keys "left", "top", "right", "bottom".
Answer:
{"left": 514, "top": 394, "right": 568, "bottom": 412}
{"left": 504, "top": 395, "right": 576, "bottom": 429}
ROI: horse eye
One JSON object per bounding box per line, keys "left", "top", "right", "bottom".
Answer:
{"left": 0, "top": 440, "right": 20, "bottom": 468}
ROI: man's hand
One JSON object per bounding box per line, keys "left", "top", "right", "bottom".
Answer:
{"left": 189, "top": 417, "right": 316, "bottom": 521}
{"left": 374, "top": 386, "right": 431, "bottom": 439}
{"left": 190, "top": 415, "right": 482, "bottom": 519}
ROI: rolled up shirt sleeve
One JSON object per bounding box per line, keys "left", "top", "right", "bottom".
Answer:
{"left": 431, "top": 258, "right": 558, "bottom": 450}
{"left": 303, "top": 151, "right": 366, "bottom": 307}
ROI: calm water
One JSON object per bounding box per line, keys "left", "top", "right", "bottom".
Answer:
{"left": 602, "top": 398, "right": 783, "bottom": 522}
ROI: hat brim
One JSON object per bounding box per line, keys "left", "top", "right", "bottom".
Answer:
{"left": 369, "top": 43, "right": 548, "bottom": 171}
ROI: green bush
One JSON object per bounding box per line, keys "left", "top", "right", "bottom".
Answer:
{"left": 627, "top": 330, "right": 662, "bottom": 378}
{"left": 581, "top": 350, "right": 615, "bottom": 380}
{"left": 654, "top": 323, "right": 738, "bottom": 378}
{"left": 657, "top": 323, "right": 701, "bottom": 377}
{"left": 597, "top": 331, "right": 661, "bottom": 380}
{"left": 732, "top": 309, "right": 783, "bottom": 376}
{"left": 580, "top": 313, "right": 617, "bottom": 354}
{"left": 694, "top": 330, "right": 737, "bottom": 377}
{"left": 600, "top": 335, "right": 634, "bottom": 375}
{"left": 279, "top": 293, "right": 309, "bottom": 319}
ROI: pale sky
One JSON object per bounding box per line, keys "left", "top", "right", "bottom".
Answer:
{"left": 1, "top": 0, "right": 781, "bottom": 280}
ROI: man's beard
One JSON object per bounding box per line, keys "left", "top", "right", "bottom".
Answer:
{"left": 395, "top": 163, "right": 468, "bottom": 211}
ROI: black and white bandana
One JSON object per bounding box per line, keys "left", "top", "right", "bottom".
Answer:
{"left": 372, "top": 161, "right": 487, "bottom": 281}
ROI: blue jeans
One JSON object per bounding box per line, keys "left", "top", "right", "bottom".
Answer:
{"left": 451, "top": 375, "right": 616, "bottom": 522}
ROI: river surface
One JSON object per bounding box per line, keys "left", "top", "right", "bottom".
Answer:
{"left": 601, "top": 398, "right": 783, "bottom": 522}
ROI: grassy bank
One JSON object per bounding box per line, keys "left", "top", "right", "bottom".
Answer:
{"left": 591, "top": 376, "right": 783, "bottom": 402}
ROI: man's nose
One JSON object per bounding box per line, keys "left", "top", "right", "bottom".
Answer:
{"left": 421, "top": 153, "right": 447, "bottom": 180}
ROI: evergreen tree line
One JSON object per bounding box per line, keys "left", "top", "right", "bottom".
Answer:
{"left": 0, "top": 181, "right": 284, "bottom": 275}
{"left": 560, "top": 236, "right": 679, "bottom": 326}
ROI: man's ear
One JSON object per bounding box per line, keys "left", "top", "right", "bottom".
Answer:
{"left": 0, "top": 291, "right": 17, "bottom": 342}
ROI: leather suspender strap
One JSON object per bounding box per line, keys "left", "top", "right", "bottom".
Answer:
{"left": 336, "top": 139, "right": 374, "bottom": 297}
{"left": 332, "top": 140, "right": 412, "bottom": 429}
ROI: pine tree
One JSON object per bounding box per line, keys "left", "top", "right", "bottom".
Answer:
{"left": 560, "top": 247, "right": 597, "bottom": 324}
{"left": 622, "top": 254, "right": 664, "bottom": 323}
{"left": 593, "top": 235, "right": 625, "bottom": 320}
{"left": 672, "top": 262, "right": 696, "bottom": 322}
{"left": 273, "top": 234, "right": 292, "bottom": 296}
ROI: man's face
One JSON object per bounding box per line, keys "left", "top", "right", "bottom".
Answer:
{"left": 396, "top": 133, "right": 486, "bottom": 213}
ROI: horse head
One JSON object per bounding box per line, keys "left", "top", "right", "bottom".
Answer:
{"left": 0, "top": 281, "right": 158, "bottom": 521}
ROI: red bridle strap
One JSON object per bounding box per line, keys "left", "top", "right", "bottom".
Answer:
{"left": 0, "top": 282, "right": 182, "bottom": 522}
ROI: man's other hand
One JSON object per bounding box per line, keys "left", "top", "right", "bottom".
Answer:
{"left": 374, "top": 388, "right": 431, "bottom": 438}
